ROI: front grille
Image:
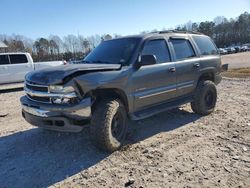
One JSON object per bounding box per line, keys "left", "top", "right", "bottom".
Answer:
{"left": 24, "top": 81, "right": 77, "bottom": 104}
{"left": 25, "top": 81, "right": 48, "bottom": 92}
{"left": 26, "top": 84, "right": 48, "bottom": 92}
{"left": 27, "top": 94, "right": 51, "bottom": 103}
{"left": 25, "top": 81, "right": 51, "bottom": 103}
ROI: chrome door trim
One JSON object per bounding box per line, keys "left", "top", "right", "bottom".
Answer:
{"left": 139, "top": 88, "right": 176, "bottom": 99}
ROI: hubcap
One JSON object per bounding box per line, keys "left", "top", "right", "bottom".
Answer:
{"left": 205, "top": 90, "right": 214, "bottom": 108}
{"left": 111, "top": 112, "right": 124, "bottom": 141}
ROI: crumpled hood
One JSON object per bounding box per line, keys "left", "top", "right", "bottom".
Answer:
{"left": 25, "top": 63, "right": 121, "bottom": 85}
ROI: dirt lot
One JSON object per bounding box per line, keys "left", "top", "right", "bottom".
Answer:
{"left": 0, "top": 78, "right": 249, "bottom": 188}
{"left": 221, "top": 52, "right": 250, "bottom": 69}
{"left": 1, "top": 52, "right": 250, "bottom": 187}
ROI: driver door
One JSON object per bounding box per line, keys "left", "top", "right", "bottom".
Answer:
{"left": 131, "top": 39, "right": 177, "bottom": 111}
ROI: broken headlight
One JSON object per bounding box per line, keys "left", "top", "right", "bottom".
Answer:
{"left": 49, "top": 85, "right": 78, "bottom": 104}
{"left": 49, "top": 85, "right": 75, "bottom": 93}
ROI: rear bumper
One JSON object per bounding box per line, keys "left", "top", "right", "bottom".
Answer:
{"left": 20, "top": 96, "right": 91, "bottom": 132}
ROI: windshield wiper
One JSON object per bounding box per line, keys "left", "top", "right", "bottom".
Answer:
{"left": 91, "top": 60, "right": 116, "bottom": 64}
{"left": 70, "top": 60, "right": 90, "bottom": 64}
{"left": 81, "top": 60, "right": 92, "bottom": 64}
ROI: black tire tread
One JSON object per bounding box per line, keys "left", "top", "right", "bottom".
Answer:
{"left": 191, "top": 80, "right": 217, "bottom": 115}
{"left": 90, "top": 98, "right": 126, "bottom": 152}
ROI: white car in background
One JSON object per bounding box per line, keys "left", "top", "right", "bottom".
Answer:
{"left": 0, "top": 53, "right": 65, "bottom": 85}
{"left": 241, "top": 45, "right": 250, "bottom": 52}
{"left": 218, "top": 48, "right": 227, "bottom": 55}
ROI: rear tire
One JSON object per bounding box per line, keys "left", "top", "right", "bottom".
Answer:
{"left": 191, "top": 80, "right": 217, "bottom": 115}
{"left": 90, "top": 98, "right": 128, "bottom": 152}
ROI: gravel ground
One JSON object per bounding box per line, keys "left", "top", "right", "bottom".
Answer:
{"left": 0, "top": 77, "right": 249, "bottom": 188}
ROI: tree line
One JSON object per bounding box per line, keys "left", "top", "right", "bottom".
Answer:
{"left": 175, "top": 12, "right": 250, "bottom": 48}
{"left": 0, "top": 12, "right": 249, "bottom": 62}
{"left": 0, "top": 34, "right": 108, "bottom": 61}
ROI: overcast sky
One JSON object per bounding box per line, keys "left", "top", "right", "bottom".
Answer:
{"left": 1, "top": 0, "right": 250, "bottom": 39}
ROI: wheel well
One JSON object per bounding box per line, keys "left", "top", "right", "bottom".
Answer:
{"left": 88, "top": 88, "right": 129, "bottom": 112}
{"left": 198, "top": 72, "right": 215, "bottom": 82}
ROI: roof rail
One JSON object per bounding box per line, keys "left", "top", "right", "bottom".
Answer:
{"left": 151, "top": 30, "right": 203, "bottom": 35}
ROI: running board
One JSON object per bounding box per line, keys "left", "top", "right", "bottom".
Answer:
{"left": 130, "top": 96, "right": 193, "bottom": 121}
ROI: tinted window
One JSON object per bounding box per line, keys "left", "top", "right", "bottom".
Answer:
{"left": 192, "top": 35, "right": 218, "bottom": 55}
{"left": 170, "top": 39, "right": 196, "bottom": 61}
{"left": 0, "top": 55, "right": 10, "bottom": 65}
{"left": 84, "top": 38, "right": 140, "bottom": 65}
{"left": 141, "top": 40, "right": 171, "bottom": 63}
{"left": 9, "top": 54, "right": 28, "bottom": 64}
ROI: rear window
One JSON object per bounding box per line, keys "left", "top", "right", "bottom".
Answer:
{"left": 170, "top": 39, "right": 196, "bottom": 61}
{"left": 192, "top": 35, "right": 218, "bottom": 56}
{"left": 0, "top": 55, "right": 10, "bottom": 65}
{"left": 9, "top": 54, "right": 28, "bottom": 64}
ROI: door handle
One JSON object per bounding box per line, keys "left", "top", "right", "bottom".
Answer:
{"left": 193, "top": 63, "right": 200, "bottom": 68}
{"left": 169, "top": 67, "right": 176, "bottom": 72}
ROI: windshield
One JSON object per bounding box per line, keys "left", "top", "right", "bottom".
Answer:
{"left": 84, "top": 38, "right": 140, "bottom": 65}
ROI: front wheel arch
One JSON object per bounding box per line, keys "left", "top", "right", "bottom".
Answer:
{"left": 86, "top": 88, "right": 129, "bottom": 113}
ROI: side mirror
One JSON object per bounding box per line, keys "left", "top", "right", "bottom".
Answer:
{"left": 140, "top": 55, "right": 157, "bottom": 66}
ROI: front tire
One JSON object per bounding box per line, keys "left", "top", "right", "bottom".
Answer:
{"left": 191, "top": 80, "right": 217, "bottom": 115}
{"left": 90, "top": 98, "right": 128, "bottom": 152}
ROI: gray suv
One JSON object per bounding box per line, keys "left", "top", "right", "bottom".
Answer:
{"left": 20, "top": 31, "right": 222, "bottom": 152}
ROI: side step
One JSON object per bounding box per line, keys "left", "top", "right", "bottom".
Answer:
{"left": 130, "top": 96, "right": 193, "bottom": 121}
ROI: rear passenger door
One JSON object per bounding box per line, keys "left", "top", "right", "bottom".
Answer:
{"left": 8, "top": 54, "right": 33, "bottom": 83}
{"left": 169, "top": 37, "right": 200, "bottom": 97}
{"left": 131, "top": 39, "right": 177, "bottom": 111}
{"left": 0, "top": 55, "right": 11, "bottom": 84}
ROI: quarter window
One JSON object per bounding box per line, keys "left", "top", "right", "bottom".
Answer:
{"left": 9, "top": 54, "right": 28, "bottom": 64}
{"left": 170, "top": 39, "right": 196, "bottom": 61}
{"left": 192, "top": 35, "right": 218, "bottom": 56}
{"left": 0, "top": 55, "right": 10, "bottom": 65}
{"left": 141, "top": 40, "right": 171, "bottom": 64}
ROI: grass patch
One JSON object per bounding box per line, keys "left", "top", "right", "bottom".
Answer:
{"left": 222, "top": 67, "right": 250, "bottom": 78}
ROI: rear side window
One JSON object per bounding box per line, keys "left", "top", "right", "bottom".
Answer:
{"left": 192, "top": 35, "right": 218, "bottom": 56}
{"left": 9, "top": 54, "right": 28, "bottom": 64}
{"left": 141, "top": 40, "right": 171, "bottom": 63}
{"left": 170, "top": 39, "right": 196, "bottom": 61}
{"left": 0, "top": 55, "right": 10, "bottom": 65}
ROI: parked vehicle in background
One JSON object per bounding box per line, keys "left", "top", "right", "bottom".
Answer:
{"left": 225, "top": 47, "right": 236, "bottom": 54}
{"left": 21, "top": 31, "right": 222, "bottom": 152}
{"left": 234, "top": 46, "right": 241, "bottom": 53}
{"left": 218, "top": 48, "right": 227, "bottom": 55}
{"left": 241, "top": 46, "right": 248, "bottom": 52}
{"left": 242, "top": 44, "right": 250, "bottom": 52}
{"left": 0, "top": 53, "right": 65, "bottom": 85}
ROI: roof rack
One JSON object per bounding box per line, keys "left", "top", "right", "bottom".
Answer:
{"left": 151, "top": 30, "right": 203, "bottom": 35}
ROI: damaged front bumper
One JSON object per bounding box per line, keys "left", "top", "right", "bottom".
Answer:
{"left": 20, "top": 96, "right": 91, "bottom": 132}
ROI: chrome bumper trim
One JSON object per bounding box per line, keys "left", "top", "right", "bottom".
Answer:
{"left": 22, "top": 105, "right": 50, "bottom": 117}
{"left": 22, "top": 97, "right": 92, "bottom": 118}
